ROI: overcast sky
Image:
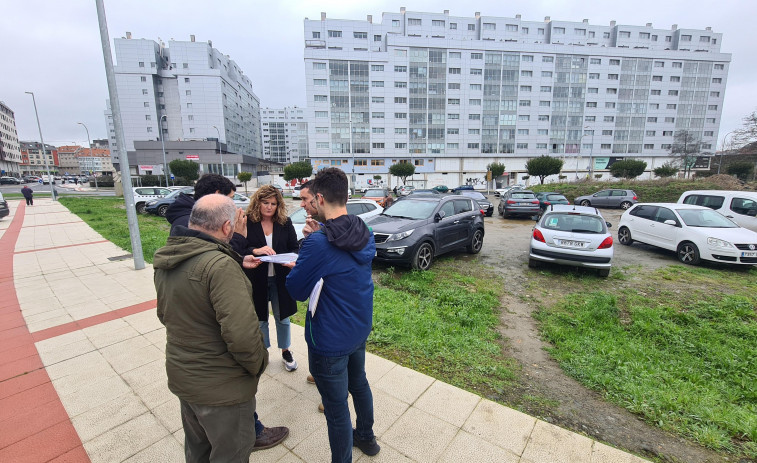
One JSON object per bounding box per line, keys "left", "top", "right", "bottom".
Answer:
{"left": 2, "top": 0, "right": 754, "bottom": 149}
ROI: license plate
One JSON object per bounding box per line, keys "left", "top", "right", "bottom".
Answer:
{"left": 559, "top": 240, "right": 585, "bottom": 248}
{"left": 741, "top": 251, "right": 757, "bottom": 257}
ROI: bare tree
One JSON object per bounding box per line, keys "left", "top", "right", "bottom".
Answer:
{"left": 733, "top": 110, "right": 757, "bottom": 146}
{"left": 670, "top": 130, "right": 701, "bottom": 179}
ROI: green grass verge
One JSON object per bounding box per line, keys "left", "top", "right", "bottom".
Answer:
{"left": 535, "top": 265, "right": 757, "bottom": 458}
{"left": 58, "top": 197, "right": 170, "bottom": 263}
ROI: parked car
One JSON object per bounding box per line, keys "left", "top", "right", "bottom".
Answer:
{"left": 574, "top": 189, "right": 637, "bottom": 209}
{"left": 529, "top": 205, "right": 614, "bottom": 277}
{"left": 362, "top": 188, "right": 394, "bottom": 208}
{"left": 678, "top": 190, "right": 757, "bottom": 232}
{"left": 292, "top": 185, "right": 302, "bottom": 199}
{"left": 397, "top": 185, "right": 416, "bottom": 196}
{"left": 451, "top": 185, "right": 475, "bottom": 193}
{"left": 618, "top": 203, "right": 757, "bottom": 266}
{"left": 0, "top": 192, "right": 9, "bottom": 219}
{"left": 431, "top": 185, "right": 449, "bottom": 193}
{"left": 458, "top": 190, "right": 494, "bottom": 216}
{"left": 289, "top": 199, "right": 384, "bottom": 243}
{"left": 535, "top": 192, "right": 570, "bottom": 211}
{"left": 499, "top": 190, "right": 541, "bottom": 218}
{"left": 366, "top": 195, "right": 485, "bottom": 270}
{"left": 0, "top": 176, "right": 21, "bottom": 185}
{"left": 407, "top": 189, "right": 441, "bottom": 196}
{"left": 232, "top": 192, "right": 250, "bottom": 209}
{"left": 494, "top": 184, "right": 525, "bottom": 197}
{"left": 133, "top": 187, "right": 172, "bottom": 213}
{"left": 145, "top": 187, "right": 193, "bottom": 217}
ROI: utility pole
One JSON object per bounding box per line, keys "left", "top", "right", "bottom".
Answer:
{"left": 25, "top": 92, "right": 55, "bottom": 200}
{"left": 77, "top": 123, "right": 98, "bottom": 190}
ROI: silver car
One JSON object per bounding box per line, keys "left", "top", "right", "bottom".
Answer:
{"left": 499, "top": 190, "right": 541, "bottom": 218}
{"left": 574, "top": 189, "right": 637, "bottom": 210}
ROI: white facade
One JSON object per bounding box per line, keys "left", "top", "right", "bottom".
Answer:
{"left": 261, "top": 107, "right": 309, "bottom": 164}
{"left": 0, "top": 101, "right": 22, "bottom": 176}
{"left": 304, "top": 10, "right": 730, "bottom": 186}
{"left": 104, "top": 34, "right": 263, "bottom": 176}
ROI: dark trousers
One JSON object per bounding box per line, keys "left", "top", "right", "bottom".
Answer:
{"left": 25, "top": 197, "right": 33, "bottom": 206}
{"left": 180, "top": 398, "right": 256, "bottom": 463}
{"left": 309, "top": 342, "right": 375, "bottom": 463}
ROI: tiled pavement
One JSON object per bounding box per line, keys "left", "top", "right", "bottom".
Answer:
{"left": 0, "top": 198, "right": 649, "bottom": 462}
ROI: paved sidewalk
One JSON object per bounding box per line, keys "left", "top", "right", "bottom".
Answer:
{"left": 0, "top": 198, "right": 649, "bottom": 462}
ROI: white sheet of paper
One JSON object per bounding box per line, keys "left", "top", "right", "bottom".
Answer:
{"left": 308, "top": 278, "right": 324, "bottom": 317}
{"left": 258, "top": 253, "right": 298, "bottom": 264}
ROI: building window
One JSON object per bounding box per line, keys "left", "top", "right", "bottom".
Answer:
{"left": 654, "top": 61, "right": 664, "bottom": 67}
{"left": 374, "top": 35, "right": 382, "bottom": 42}
{"left": 315, "top": 111, "right": 328, "bottom": 118}
{"left": 314, "top": 95, "right": 328, "bottom": 102}
{"left": 586, "top": 102, "right": 597, "bottom": 108}
{"left": 605, "top": 102, "right": 615, "bottom": 109}
{"left": 447, "top": 143, "right": 459, "bottom": 149}
{"left": 371, "top": 112, "right": 384, "bottom": 119}
{"left": 469, "top": 84, "right": 482, "bottom": 91}
{"left": 448, "top": 114, "right": 460, "bottom": 119}
{"left": 537, "top": 129, "right": 549, "bottom": 136}
{"left": 470, "top": 69, "right": 483, "bottom": 75}
{"left": 449, "top": 51, "right": 461, "bottom": 59}
{"left": 538, "top": 115, "right": 549, "bottom": 121}
{"left": 449, "top": 68, "right": 461, "bottom": 74}
{"left": 394, "top": 65, "right": 407, "bottom": 72}
{"left": 714, "top": 64, "right": 724, "bottom": 70}
{"left": 519, "top": 100, "right": 531, "bottom": 107}
{"left": 522, "top": 55, "right": 534, "bottom": 62}
{"left": 144, "top": 102, "right": 150, "bottom": 107}
{"left": 394, "top": 81, "right": 407, "bottom": 88}
{"left": 314, "top": 79, "right": 327, "bottom": 86}
{"left": 584, "top": 116, "right": 595, "bottom": 122}
{"left": 520, "top": 86, "right": 532, "bottom": 92}
{"left": 670, "top": 76, "right": 681, "bottom": 82}
{"left": 542, "top": 71, "right": 553, "bottom": 78}
{"left": 408, "top": 18, "right": 422, "bottom": 26}
{"left": 468, "top": 114, "right": 481, "bottom": 120}
{"left": 606, "top": 88, "right": 617, "bottom": 94}
{"left": 604, "top": 116, "right": 615, "bottom": 122}
{"left": 467, "top": 143, "right": 480, "bottom": 149}
{"left": 589, "top": 73, "right": 599, "bottom": 79}
{"left": 313, "top": 62, "right": 327, "bottom": 70}
{"left": 710, "top": 91, "right": 720, "bottom": 97}
{"left": 541, "top": 86, "right": 552, "bottom": 93}
{"left": 663, "top": 131, "right": 673, "bottom": 136}
{"left": 467, "top": 24, "right": 475, "bottom": 31}
{"left": 517, "top": 129, "right": 528, "bottom": 135}
{"left": 140, "top": 76, "right": 147, "bottom": 82}
{"left": 328, "top": 30, "right": 342, "bottom": 38}
{"left": 371, "top": 127, "right": 385, "bottom": 134}
{"left": 506, "top": 24, "right": 518, "bottom": 32}
{"left": 188, "top": 115, "right": 194, "bottom": 121}
{"left": 608, "top": 74, "right": 619, "bottom": 80}
{"left": 704, "top": 131, "right": 714, "bottom": 136}
{"left": 712, "top": 78, "right": 722, "bottom": 84}
{"left": 708, "top": 105, "right": 718, "bottom": 110}
{"left": 183, "top": 63, "right": 189, "bottom": 69}
{"left": 395, "top": 128, "right": 408, "bottom": 134}
{"left": 542, "top": 55, "right": 554, "bottom": 62}
{"left": 312, "top": 32, "right": 321, "bottom": 39}
{"left": 517, "top": 143, "right": 528, "bottom": 149}
{"left": 609, "top": 59, "right": 620, "bottom": 65}
{"left": 138, "top": 61, "right": 145, "bottom": 67}
{"left": 575, "top": 28, "right": 586, "bottom": 36}
{"left": 681, "top": 34, "right": 692, "bottom": 41}
{"left": 371, "top": 159, "right": 385, "bottom": 166}
{"left": 519, "top": 115, "right": 530, "bottom": 121}
{"left": 706, "top": 118, "right": 716, "bottom": 123}
{"left": 619, "top": 31, "right": 631, "bottom": 38}
{"left": 371, "top": 81, "right": 384, "bottom": 87}
{"left": 483, "top": 23, "right": 496, "bottom": 30}
{"left": 450, "top": 23, "right": 457, "bottom": 30}
{"left": 372, "top": 143, "right": 385, "bottom": 149}
{"left": 520, "top": 70, "right": 532, "bottom": 77}
{"left": 394, "top": 97, "right": 407, "bottom": 104}
{"left": 588, "top": 87, "right": 599, "bottom": 94}
{"left": 353, "top": 32, "right": 367, "bottom": 39}
{"left": 665, "top": 117, "right": 675, "bottom": 123}
{"left": 316, "top": 127, "right": 329, "bottom": 134}
{"left": 142, "top": 89, "right": 148, "bottom": 95}
{"left": 640, "top": 32, "right": 651, "bottom": 39}
{"left": 553, "top": 27, "right": 565, "bottom": 34}
{"left": 539, "top": 101, "right": 551, "bottom": 107}
{"left": 448, "top": 98, "right": 460, "bottom": 105}
{"left": 647, "top": 117, "right": 657, "bottom": 122}
{"left": 602, "top": 130, "right": 613, "bottom": 136}
{"left": 394, "top": 113, "right": 407, "bottom": 119}
{"left": 371, "top": 65, "right": 384, "bottom": 71}
{"left": 644, "top": 144, "right": 654, "bottom": 149}
{"left": 590, "top": 58, "right": 601, "bottom": 65}
{"left": 147, "top": 127, "right": 153, "bottom": 133}
{"left": 471, "top": 53, "right": 483, "bottom": 60}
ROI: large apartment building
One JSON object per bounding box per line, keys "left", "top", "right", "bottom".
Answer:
{"left": 304, "top": 10, "right": 730, "bottom": 187}
{"left": 104, "top": 33, "right": 263, "bottom": 178}
{"left": 0, "top": 101, "right": 22, "bottom": 176}
{"left": 261, "top": 106, "right": 309, "bottom": 164}
{"left": 19, "top": 142, "right": 58, "bottom": 175}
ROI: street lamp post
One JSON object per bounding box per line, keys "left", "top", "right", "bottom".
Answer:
{"left": 159, "top": 115, "right": 169, "bottom": 186}
{"left": 212, "top": 125, "right": 224, "bottom": 177}
{"left": 25, "top": 92, "right": 55, "bottom": 201}
{"left": 77, "top": 122, "right": 98, "bottom": 190}
{"left": 718, "top": 130, "right": 735, "bottom": 175}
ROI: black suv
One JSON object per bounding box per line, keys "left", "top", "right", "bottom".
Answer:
{"left": 366, "top": 195, "right": 485, "bottom": 270}
{"left": 458, "top": 190, "right": 494, "bottom": 216}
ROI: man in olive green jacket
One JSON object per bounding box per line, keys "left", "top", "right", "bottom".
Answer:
{"left": 154, "top": 194, "right": 272, "bottom": 462}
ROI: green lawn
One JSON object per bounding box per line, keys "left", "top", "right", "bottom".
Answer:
{"left": 535, "top": 265, "right": 757, "bottom": 458}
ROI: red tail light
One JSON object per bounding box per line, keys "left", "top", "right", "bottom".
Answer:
{"left": 532, "top": 200, "right": 539, "bottom": 204}
{"left": 633, "top": 196, "right": 638, "bottom": 200}
{"left": 544, "top": 201, "right": 551, "bottom": 206}
{"left": 533, "top": 229, "right": 546, "bottom": 243}
{"left": 598, "top": 236, "right": 613, "bottom": 249}
{"left": 506, "top": 199, "right": 516, "bottom": 204}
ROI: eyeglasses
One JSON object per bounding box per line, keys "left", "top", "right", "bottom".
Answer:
{"left": 309, "top": 193, "right": 322, "bottom": 208}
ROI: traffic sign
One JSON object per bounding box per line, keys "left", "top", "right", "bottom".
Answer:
{"left": 170, "top": 174, "right": 175, "bottom": 179}
{"left": 38, "top": 179, "right": 43, "bottom": 184}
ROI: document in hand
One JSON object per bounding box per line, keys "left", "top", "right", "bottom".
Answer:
{"left": 258, "top": 253, "right": 298, "bottom": 264}
{"left": 308, "top": 278, "right": 324, "bottom": 317}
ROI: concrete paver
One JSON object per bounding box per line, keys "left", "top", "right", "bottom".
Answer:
{"left": 0, "top": 198, "right": 651, "bottom": 462}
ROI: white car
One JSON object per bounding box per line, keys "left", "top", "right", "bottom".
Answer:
{"left": 132, "top": 187, "right": 172, "bottom": 213}
{"left": 677, "top": 190, "right": 757, "bottom": 233}
{"left": 289, "top": 199, "right": 384, "bottom": 243}
{"left": 529, "top": 205, "right": 614, "bottom": 277}
{"left": 292, "top": 185, "right": 302, "bottom": 199}
{"left": 495, "top": 184, "right": 525, "bottom": 197}
{"left": 232, "top": 193, "right": 250, "bottom": 209}
{"left": 618, "top": 203, "right": 757, "bottom": 266}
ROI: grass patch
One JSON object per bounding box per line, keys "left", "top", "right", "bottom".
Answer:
{"left": 535, "top": 265, "right": 757, "bottom": 458}
{"left": 59, "top": 197, "right": 170, "bottom": 263}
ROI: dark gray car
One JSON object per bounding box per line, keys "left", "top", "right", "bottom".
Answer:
{"left": 458, "top": 191, "right": 494, "bottom": 216}
{"left": 574, "top": 189, "right": 638, "bottom": 209}
{"left": 366, "top": 195, "right": 485, "bottom": 270}
{"left": 498, "top": 190, "right": 541, "bottom": 218}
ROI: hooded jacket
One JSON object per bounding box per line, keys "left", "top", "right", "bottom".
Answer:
{"left": 286, "top": 214, "right": 375, "bottom": 356}
{"left": 165, "top": 193, "right": 196, "bottom": 236}
{"left": 153, "top": 226, "right": 268, "bottom": 406}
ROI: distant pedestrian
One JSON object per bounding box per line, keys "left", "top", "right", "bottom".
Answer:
{"left": 21, "top": 185, "right": 33, "bottom": 206}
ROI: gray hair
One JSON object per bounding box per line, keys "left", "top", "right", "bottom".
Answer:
{"left": 189, "top": 194, "right": 237, "bottom": 232}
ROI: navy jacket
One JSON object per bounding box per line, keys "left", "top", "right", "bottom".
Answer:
{"left": 286, "top": 214, "right": 375, "bottom": 356}
{"left": 165, "top": 193, "right": 247, "bottom": 252}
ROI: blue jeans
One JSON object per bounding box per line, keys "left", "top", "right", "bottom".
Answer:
{"left": 309, "top": 342, "right": 375, "bottom": 463}
{"left": 259, "top": 276, "right": 292, "bottom": 349}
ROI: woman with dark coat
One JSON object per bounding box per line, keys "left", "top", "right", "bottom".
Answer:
{"left": 243, "top": 185, "right": 300, "bottom": 371}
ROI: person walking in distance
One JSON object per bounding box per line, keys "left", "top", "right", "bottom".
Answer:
{"left": 286, "top": 168, "right": 380, "bottom": 462}
{"left": 154, "top": 194, "right": 284, "bottom": 461}
{"left": 21, "top": 185, "right": 33, "bottom": 206}
{"left": 243, "top": 185, "right": 300, "bottom": 371}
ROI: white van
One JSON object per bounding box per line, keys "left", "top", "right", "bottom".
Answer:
{"left": 677, "top": 190, "right": 757, "bottom": 232}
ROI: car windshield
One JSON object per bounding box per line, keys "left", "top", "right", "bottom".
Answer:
{"left": 364, "top": 189, "right": 385, "bottom": 196}
{"left": 383, "top": 200, "right": 437, "bottom": 219}
{"left": 676, "top": 208, "right": 739, "bottom": 228}
{"left": 542, "top": 213, "right": 606, "bottom": 234}
{"left": 289, "top": 208, "right": 307, "bottom": 224}
{"left": 460, "top": 191, "right": 486, "bottom": 200}
{"left": 546, "top": 195, "right": 568, "bottom": 201}
{"left": 511, "top": 192, "right": 536, "bottom": 199}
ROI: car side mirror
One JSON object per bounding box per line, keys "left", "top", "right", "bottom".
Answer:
{"left": 435, "top": 211, "right": 445, "bottom": 221}
{"left": 605, "top": 221, "right": 612, "bottom": 228}
{"left": 663, "top": 219, "right": 677, "bottom": 226}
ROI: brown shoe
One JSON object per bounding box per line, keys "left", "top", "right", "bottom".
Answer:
{"left": 253, "top": 426, "right": 289, "bottom": 451}
{"left": 318, "top": 403, "right": 325, "bottom": 413}
{"left": 307, "top": 375, "right": 315, "bottom": 384}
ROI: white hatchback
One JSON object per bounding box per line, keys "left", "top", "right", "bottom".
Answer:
{"left": 529, "top": 205, "right": 614, "bottom": 277}
{"left": 618, "top": 203, "right": 757, "bottom": 266}
{"left": 289, "top": 199, "right": 384, "bottom": 243}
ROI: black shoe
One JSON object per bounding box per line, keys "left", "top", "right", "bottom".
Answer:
{"left": 253, "top": 426, "right": 289, "bottom": 451}
{"left": 353, "top": 429, "right": 380, "bottom": 456}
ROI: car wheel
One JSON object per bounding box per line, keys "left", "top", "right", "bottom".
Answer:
{"left": 136, "top": 202, "right": 146, "bottom": 214}
{"left": 158, "top": 205, "right": 169, "bottom": 217}
{"left": 677, "top": 241, "right": 701, "bottom": 265}
{"left": 618, "top": 226, "right": 633, "bottom": 246}
{"left": 620, "top": 201, "right": 632, "bottom": 210}
{"left": 411, "top": 242, "right": 434, "bottom": 271}
{"left": 597, "top": 269, "right": 610, "bottom": 278}
{"left": 528, "top": 258, "right": 539, "bottom": 269}
{"left": 502, "top": 209, "right": 509, "bottom": 219}
{"left": 467, "top": 229, "right": 484, "bottom": 254}
{"left": 580, "top": 200, "right": 591, "bottom": 207}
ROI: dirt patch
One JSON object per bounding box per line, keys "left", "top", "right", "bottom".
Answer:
{"left": 479, "top": 209, "right": 743, "bottom": 463}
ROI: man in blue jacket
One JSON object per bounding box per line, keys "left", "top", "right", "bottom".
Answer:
{"left": 286, "top": 168, "right": 380, "bottom": 462}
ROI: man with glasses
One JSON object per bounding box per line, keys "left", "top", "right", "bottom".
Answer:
{"left": 299, "top": 180, "right": 321, "bottom": 238}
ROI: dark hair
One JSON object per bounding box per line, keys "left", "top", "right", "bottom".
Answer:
{"left": 311, "top": 168, "right": 347, "bottom": 206}
{"left": 194, "top": 174, "right": 235, "bottom": 200}
{"left": 300, "top": 180, "right": 313, "bottom": 191}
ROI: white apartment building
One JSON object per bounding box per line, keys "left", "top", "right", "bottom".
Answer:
{"left": 304, "top": 10, "right": 731, "bottom": 187}
{"left": 0, "top": 101, "right": 22, "bottom": 176}
{"left": 261, "top": 107, "right": 309, "bottom": 164}
{"left": 104, "top": 33, "right": 263, "bottom": 177}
